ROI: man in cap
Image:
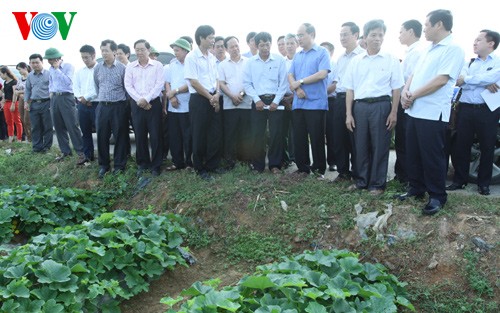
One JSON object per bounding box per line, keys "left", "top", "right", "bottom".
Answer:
{"left": 164, "top": 38, "right": 192, "bottom": 171}
{"left": 44, "top": 47, "right": 85, "bottom": 164}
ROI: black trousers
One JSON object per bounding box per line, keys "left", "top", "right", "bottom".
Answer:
{"left": 130, "top": 97, "right": 163, "bottom": 171}
{"left": 394, "top": 103, "right": 408, "bottom": 182}
{"left": 96, "top": 101, "right": 129, "bottom": 170}
{"left": 223, "top": 109, "right": 252, "bottom": 166}
{"left": 406, "top": 116, "right": 448, "bottom": 204}
{"left": 292, "top": 109, "right": 326, "bottom": 174}
{"left": 189, "top": 93, "right": 222, "bottom": 173}
{"left": 251, "top": 105, "right": 284, "bottom": 171}
{"left": 452, "top": 105, "right": 499, "bottom": 187}
{"left": 331, "top": 95, "right": 355, "bottom": 176}
{"left": 29, "top": 100, "right": 53, "bottom": 152}
{"left": 169, "top": 112, "right": 192, "bottom": 168}
{"left": 282, "top": 109, "right": 294, "bottom": 164}
{"left": 325, "top": 97, "right": 336, "bottom": 166}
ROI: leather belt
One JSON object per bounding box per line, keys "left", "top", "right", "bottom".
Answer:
{"left": 336, "top": 92, "right": 346, "bottom": 98}
{"left": 459, "top": 102, "right": 486, "bottom": 108}
{"left": 99, "top": 101, "right": 121, "bottom": 106}
{"left": 32, "top": 98, "right": 50, "bottom": 103}
{"left": 356, "top": 95, "right": 391, "bottom": 103}
{"left": 53, "top": 92, "right": 73, "bottom": 96}
{"left": 259, "top": 94, "right": 276, "bottom": 106}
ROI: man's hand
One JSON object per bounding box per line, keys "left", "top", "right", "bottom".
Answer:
{"left": 386, "top": 111, "right": 397, "bottom": 130}
{"left": 401, "top": 91, "right": 413, "bottom": 109}
{"left": 346, "top": 114, "right": 355, "bottom": 132}
{"left": 269, "top": 102, "right": 278, "bottom": 111}
{"left": 486, "top": 83, "right": 499, "bottom": 93}
{"left": 170, "top": 96, "right": 179, "bottom": 109}
{"left": 255, "top": 100, "right": 265, "bottom": 111}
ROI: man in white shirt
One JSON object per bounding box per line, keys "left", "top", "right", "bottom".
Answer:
{"left": 394, "top": 19, "right": 424, "bottom": 185}
{"left": 400, "top": 9, "right": 465, "bottom": 215}
{"left": 73, "top": 45, "right": 98, "bottom": 164}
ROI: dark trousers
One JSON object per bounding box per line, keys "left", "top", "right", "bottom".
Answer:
{"left": 352, "top": 100, "right": 391, "bottom": 190}
{"left": 251, "top": 105, "right": 284, "bottom": 171}
{"left": 394, "top": 103, "right": 408, "bottom": 182}
{"left": 406, "top": 116, "right": 448, "bottom": 204}
{"left": 77, "top": 101, "right": 97, "bottom": 159}
{"left": 293, "top": 109, "right": 326, "bottom": 175}
{"left": 224, "top": 109, "right": 252, "bottom": 166}
{"left": 130, "top": 97, "right": 163, "bottom": 171}
{"left": 29, "top": 101, "right": 53, "bottom": 152}
{"left": 326, "top": 97, "right": 336, "bottom": 166}
{"left": 51, "top": 94, "right": 83, "bottom": 155}
{"left": 282, "top": 109, "right": 295, "bottom": 164}
{"left": 162, "top": 112, "right": 170, "bottom": 160}
{"left": 0, "top": 109, "right": 7, "bottom": 140}
{"left": 189, "top": 93, "right": 222, "bottom": 173}
{"left": 453, "top": 105, "right": 499, "bottom": 187}
{"left": 331, "top": 95, "right": 355, "bottom": 176}
{"left": 96, "top": 101, "right": 129, "bottom": 171}
{"left": 169, "top": 112, "right": 192, "bottom": 168}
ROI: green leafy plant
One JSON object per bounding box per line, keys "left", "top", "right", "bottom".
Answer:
{"left": 0, "top": 210, "right": 188, "bottom": 312}
{"left": 161, "top": 249, "right": 414, "bottom": 312}
{"left": 0, "top": 185, "right": 114, "bottom": 243}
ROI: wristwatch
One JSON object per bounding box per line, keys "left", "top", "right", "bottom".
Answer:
{"left": 299, "top": 79, "right": 304, "bottom": 85}
{"left": 175, "top": 88, "right": 179, "bottom": 94}
{"left": 240, "top": 91, "right": 245, "bottom": 96}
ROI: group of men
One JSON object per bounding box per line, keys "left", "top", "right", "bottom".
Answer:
{"left": 19, "top": 8, "right": 499, "bottom": 216}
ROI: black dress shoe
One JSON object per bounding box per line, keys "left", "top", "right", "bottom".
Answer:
{"left": 328, "top": 165, "right": 337, "bottom": 172}
{"left": 396, "top": 191, "right": 425, "bottom": 201}
{"left": 422, "top": 198, "right": 443, "bottom": 216}
{"left": 151, "top": 169, "right": 161, "bottom": 177}
{"left": 478, "top": 186, "right": 490, "bottom": 196}
{"left": 98, "top": 168, "right": 109, "bottom": 179}
{"left": 446, "top": 182, "right": 466, "bottom": 191}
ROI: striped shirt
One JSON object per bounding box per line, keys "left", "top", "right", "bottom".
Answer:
{"left": 93, "top": 60, "right": 127, "bottom": 102}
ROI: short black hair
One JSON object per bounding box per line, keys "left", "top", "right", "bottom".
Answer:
{"left": 277, "top": 35, "right": 285, "bottom": 42}
{"left": 195, "top": 25, "right": 215, "bottom": 46}
{"left": 254, "top": 32, "right": 272, "bottom": 46}
{"left": 302, "top": 23, "right": 316, "bottom": 38}
{"left": 117, "top": 43, "right": 131, "bottom": 55}
{"left": 481, "top": 29, "right": 500, "bottom": 50}
{"left": 134, "top": 39, "right": 150, "bottom": 49}
{"left": 320, "top": 41, "right": 334, "bottom": 53}
{"left": 180, "top": 36, "right": 193, "bottom": 45}
{"left": 223, "top": 36, "right": 239, "bottom": 49}
{"left": 16, "top": 62, "right": 31, "bottom": 73}
{"left": 246, "top": 31, "right": 257, "bottom": 43}
{"left": 79, "top": 44, "right": 95, "bottom": 55}
{"left": 100, "top": 39, "right": 117, "bottom": 51}
{"left": 29, "top": 54, "right": 43, "bottom": 62}
{"left": 427, "top": 9, "right": 453, "bottom": 31}
{"left": 402, "top": 19, "right": 422, "bottom": 38}
{"left": 214, "top": 36, "right": 225, "bottom": 43}
{"left": 341, "top": 22, "right": 360, "bottom": 38}
{"left": 363, "top": 19, "right": 386, "bottom": 38}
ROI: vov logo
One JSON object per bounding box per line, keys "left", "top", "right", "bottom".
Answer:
{"left": 13, "top": 12, "right": 77, "bottom": 40}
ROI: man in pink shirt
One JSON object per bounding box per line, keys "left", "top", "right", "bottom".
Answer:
{"left": 125, "top": 39, "right": 165, "bottom": 176}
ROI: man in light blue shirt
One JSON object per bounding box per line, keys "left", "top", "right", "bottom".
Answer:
{"left": 448, "top": 29, "right": 500, "bottom": 196}
{"left": 243, "top": 32, "right": 288, "bottom": 174}
{"left": 288, "top": 23, "right": 330, "bottom": 177}
{"left": 45, "top": 47, "right": 85, "bottom": 164}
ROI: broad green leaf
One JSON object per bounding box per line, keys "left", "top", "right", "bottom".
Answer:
{"left": 255, "top": 305, "right": 282, "bottom": 313}
{"left": 41, "top": 299, "right": 64, "bottom": 313}
{"left": 325, "top": 285, "right": 346, "bottom": 299}
{"left": 332, "top": 298, "right": 356, "bottom": 313}
{"left": 305, "top": 302, "right": 327, "bottom": 313}
{"left": 6, "top": 278, "right": 30, "bottom": 298}
{"left": 396, "top": 296, "right": 415, "bottom": 311}
{"left": 1, "top": 299, "right": 20, "bottom": 312}
{"left": 0, "top": 207, "right": 15, "bottom": 222}
{"left": 181, "top": 281, "right": 214, "bottom": 296}
{"left": 70, "top": 263, "right": 89, "bottom": 273}
{"left": 339, "top": 257, "right": 364, "bottom": 275}
{"left": 302, "top": 287, "right": 324, "bottom": 300}
{"left": 160, "top": 296, "right": 184, "bottom": 307}
{"left": 36, "top": 260, "right": 71, "bottom": 283}
{"left": 241, "top": 276, "right": 277, "bottom": 290}
{"left": 16, "top": 298, "right": 44, "bottom": 313}
{"left": 4, "top": 264, "right": 26, "bottom": 278}
{"left": 363, "top": 263, "right": 383, "bottom": 281}
{"left": 367, "top": 294, "right": 397, "bottom": 313}
{"left": 31, "top": 286, "right": 58, "bottom": 301}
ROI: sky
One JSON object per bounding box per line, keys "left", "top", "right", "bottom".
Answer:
{"left": 1, "top": 0, "right": 499, "bottom": 68}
